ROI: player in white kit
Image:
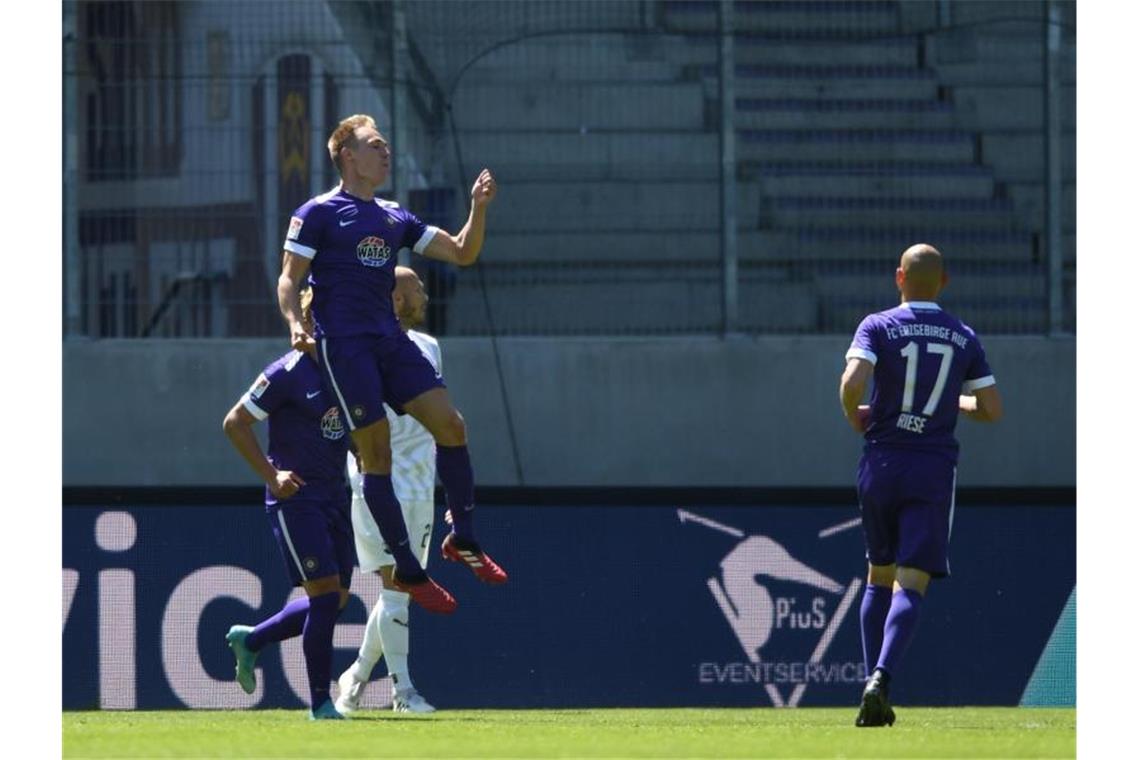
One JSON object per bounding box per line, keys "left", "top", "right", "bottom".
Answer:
{"left": 337, "top": 266, "right": 441, "bottom": 714}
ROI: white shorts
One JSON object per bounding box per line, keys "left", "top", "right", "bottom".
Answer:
{"left": 351, "top": 494, "right": 435, "bottom": 574}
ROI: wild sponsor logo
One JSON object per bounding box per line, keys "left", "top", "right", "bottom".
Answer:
{"left": 319, "top": 407, "right": 345, "bottom": 441}
{"left": 679, "top": 509, "right": 865, "bottom": 707}
{"left": 356, "top": 236, "right": 392, "bottom": 268}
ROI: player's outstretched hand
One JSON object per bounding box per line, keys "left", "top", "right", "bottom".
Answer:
{"left": 290, "top": 321, "right": 316, "bottom": 356}
{"left": 270, "top": 470, "right": 306, "bottom": 500}
{"left": 471, "top": 169, "right": 497, "bottom": 208}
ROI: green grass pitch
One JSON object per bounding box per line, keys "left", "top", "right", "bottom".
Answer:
{"left": 63, "top": 707, "right": 1075, "bottom": 758}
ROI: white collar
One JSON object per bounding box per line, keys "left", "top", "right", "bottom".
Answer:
{"left": 903, "top": 301, "right": 941, "bottom": 310}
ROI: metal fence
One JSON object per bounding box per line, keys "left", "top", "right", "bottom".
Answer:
{"left": 63, "top": 0, "right": 1076, "bottom": 338}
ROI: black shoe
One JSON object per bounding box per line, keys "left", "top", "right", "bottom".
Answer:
{"left": 855, "top": 669, "right": 896, "bottom": 727}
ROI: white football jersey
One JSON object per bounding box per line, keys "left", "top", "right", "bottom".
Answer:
{"left": 345, "top": 330, "right": 440, "bottom": 504}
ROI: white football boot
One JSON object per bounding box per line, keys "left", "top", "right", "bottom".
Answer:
{"left": 392, "top": 689, "right": 436, "bottom": 713}
{"left": 335, "top": 668, "right": 366, "bottom": 716}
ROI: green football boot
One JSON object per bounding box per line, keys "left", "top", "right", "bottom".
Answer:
{"left": 225, "top": 625, "right": 259, "bottom": 694}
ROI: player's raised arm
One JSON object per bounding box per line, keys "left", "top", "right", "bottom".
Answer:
{"left": 421, "top": 169, "right": 497, "bottom": 266}
{"left": 278, "top": 251, "right": 314, "bottom": 353}
{"left": 959, "top": 385, "right": 1003, "bottom": 423}
{"left": 839, "top": 358, "right": 874, "bottom": 433}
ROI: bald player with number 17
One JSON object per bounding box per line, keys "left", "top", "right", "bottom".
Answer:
{"left": 277, "top": 114, "right": 508, "bottom": 616}
{"left": 839, "top": 244, "right": 1003, "bottom": 728}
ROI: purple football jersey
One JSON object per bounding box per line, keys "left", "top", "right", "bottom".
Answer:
{"left": 846, "top": 301, "right": 995, "bottom": 461}
{"left": 282, "top": 187, "right": 439, "bottom": 338}
{"left": 241, "top": 350, "right": 350, "bottom": 506}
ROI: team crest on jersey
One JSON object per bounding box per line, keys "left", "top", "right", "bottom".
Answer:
{"left": 356, "top": 236, "right": 392, "bottom": 268}
{"left": 320, "top": 407, "right": 345, "bottom": 440}
{"left": 287, "top": 216, "right": 304, "bottom": 241}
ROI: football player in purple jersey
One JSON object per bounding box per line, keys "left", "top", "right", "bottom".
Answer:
{"left": 275, "top": 114, "right": 506, "bottom": 616}
{"left": 839, "top": 244, "right": 1003, "bottom": 727}
{"left": 337, "top": 267, "right": 443, "bottom": 716}
{"left": 221, "top": 287, "right": 354, "bottom": 719}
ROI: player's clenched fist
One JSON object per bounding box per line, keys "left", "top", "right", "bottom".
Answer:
{"left": 289, "top": 321, "right": 316, "bottom": 355}
{"left": 471, "top": 169, "right": 497, "bottom": 207}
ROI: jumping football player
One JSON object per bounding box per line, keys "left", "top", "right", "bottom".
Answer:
{"left": 276, "top": 114, "right": 508, "bottom": 616}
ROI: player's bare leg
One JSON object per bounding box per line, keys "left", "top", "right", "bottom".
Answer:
{"left": 893, "top": 567, "right": 931, "bottom": 595}
{"left": 403, "top": 387, "right": 508, "bottom": 584}
{"left": 352, "top": 418, "right": 456, "bottom": 612}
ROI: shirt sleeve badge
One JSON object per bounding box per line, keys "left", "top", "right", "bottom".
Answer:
{"left": 287, "top": 216, "right": 304, "bottom": 241}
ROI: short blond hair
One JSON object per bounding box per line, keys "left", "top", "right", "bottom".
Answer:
{"left": 327, "top": 114, "right": 376, "bottom": 174}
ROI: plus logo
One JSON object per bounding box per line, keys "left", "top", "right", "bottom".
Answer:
{"left": 679, "top": 509, "right": 865, "bottom": 707}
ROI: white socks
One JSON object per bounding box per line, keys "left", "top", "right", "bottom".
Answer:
{"left": 377, "top": 588, "right": 413, "bottom": 693}
{"left": 351, "top": 587, "right": 414, "bottom": 693}
{"left": 351, "top": 594, "right": 386, "bottom": 681}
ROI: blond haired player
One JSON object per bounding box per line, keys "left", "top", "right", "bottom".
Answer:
{"left": 278, "top": 114, "right": 507, "bottom": 617}
{"left": 337, "top": 267, "right": 441, "bottom": 714}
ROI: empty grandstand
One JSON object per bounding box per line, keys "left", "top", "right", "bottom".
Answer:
{"left": 65, "top": 0, "right": 1074, "bottom": 339}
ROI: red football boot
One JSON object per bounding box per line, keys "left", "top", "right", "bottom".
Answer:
{"left": 391, "top": 572, "right": 457, "bottom": 614}
{"left": 441, "top": 533, "right": 509, "bottom": 585}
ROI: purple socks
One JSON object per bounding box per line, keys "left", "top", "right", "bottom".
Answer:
{"left": 245, "top": 597, "right": 309, "bottom": 652}
{"left": 859, "top": 584, "right": 892, "bottom": 677}
{"left": 362, "top": 473, "right": 422, "bottom": 577}
{"left": 239, "top": 592, "right": 344, "bottom": 710}
{"left": 302, "top": 591, "right": 340, "bottom": 709}
{"left": 876, "top": 588, "right": 925, "bottom": 678}
{"left": 437, "top": 445, "right": 476, "bottom": 543}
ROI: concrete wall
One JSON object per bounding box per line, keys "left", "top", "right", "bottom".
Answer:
{"left": 63, "top": 335, "right": 1074, "bottom": 488}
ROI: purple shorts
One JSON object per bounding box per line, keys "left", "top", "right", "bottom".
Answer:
{"left": 267, "top": 496, "right": 355, "bottom": 588}
{"left": 316, "top": 332, "right": 445, "bottom": 431}
{"left": 856, "top": 448, "right": 957, "bottom": 578}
